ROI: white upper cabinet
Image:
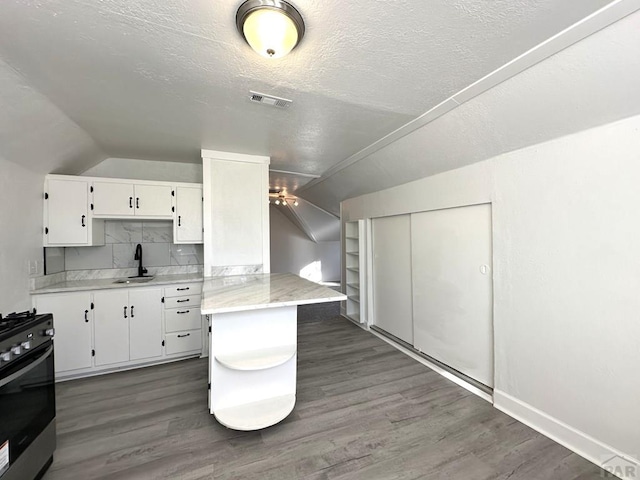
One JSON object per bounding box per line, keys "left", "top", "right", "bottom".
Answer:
{"left": 44, "top": 177, "right": 104, "bottom": 247}
{"left": 135, "top": 184, "right": 173, "bottom": 217}
{"left": 92, "top": 181, "right": 172, "bottom": 218}
{"left": 92, "top": 181, "right": 135, "bottom": 216}
{"left": 43, "top": 175, "right": 200, "bottom": 246}
{"left": 174, "top": 185, "right": 203, "bottom": 244}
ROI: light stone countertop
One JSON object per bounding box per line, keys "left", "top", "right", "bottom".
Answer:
{"left": 31, "top": 273, "right": 204, "bottom": 294}
{"left": 201, "top": 273, "right": 346, "bottom": 314}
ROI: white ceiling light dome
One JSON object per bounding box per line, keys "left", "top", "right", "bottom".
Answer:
{"left": 236, "top": 0, "right": 305, "bottom": 59}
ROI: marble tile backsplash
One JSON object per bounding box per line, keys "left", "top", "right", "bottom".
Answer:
{"left": 60, "top": 220, "right": 203, "bottom": 271}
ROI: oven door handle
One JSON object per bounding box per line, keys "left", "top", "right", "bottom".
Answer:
{"left": 0, "top": 345, "right": 54, "bottom": 388}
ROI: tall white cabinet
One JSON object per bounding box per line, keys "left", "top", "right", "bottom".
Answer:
{"left": 202, "top": 150, "right": 270, "bottom": 275}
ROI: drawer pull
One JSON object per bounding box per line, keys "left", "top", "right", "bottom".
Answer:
{"left": 177, "top": 299, "right": 190, "bottom": 303}
{"left": 177, "top": 333, "right": 191, "bottom": 338}
{"left": 177, "top": 287, "right": 189, "bottom": 291}
{"left": 177, "top": 310, "right": 190, "bottom": 314}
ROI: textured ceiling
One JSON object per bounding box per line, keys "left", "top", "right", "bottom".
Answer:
{"left": 301, "top": 9, "right": 640, "bottom": 214}
{"left": 0, "top": 58, "right": 104, "bottom": 173}
{"left": 0, "top": 0, "right": 612, "bottom": 194}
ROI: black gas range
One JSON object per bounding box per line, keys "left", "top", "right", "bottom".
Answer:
{"left": 0, "top": 310, "right": 56, "bottom": 480}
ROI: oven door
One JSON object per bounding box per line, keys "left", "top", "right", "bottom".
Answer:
{"left": 0, "top": 341, "right": 55, "bottom": 477}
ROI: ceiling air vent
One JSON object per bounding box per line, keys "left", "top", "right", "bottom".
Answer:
{"left": 249, "top": 91, "right": 292, "bottom": 109}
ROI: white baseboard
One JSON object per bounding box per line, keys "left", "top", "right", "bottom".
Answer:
{"left": 494, "top": 390, "right": 639, "bottom": 479}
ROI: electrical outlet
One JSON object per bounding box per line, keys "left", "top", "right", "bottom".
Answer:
{"left": 28, "top": 260, "right": 38, "bottom": 276}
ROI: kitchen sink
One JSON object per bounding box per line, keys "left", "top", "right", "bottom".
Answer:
{"left": 113, "top": 276, "right": 155, "bottom": 284}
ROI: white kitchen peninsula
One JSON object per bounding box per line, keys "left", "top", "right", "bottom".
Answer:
{"left": 201, "top": 273, "right": 346, "bottom": 431}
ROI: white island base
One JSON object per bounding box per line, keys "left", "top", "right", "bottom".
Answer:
{"left": 209, "top": 306, "right": 298, "bottom": 430}
{"left": 202, "top": 273, "right": 346, "bottom": 431}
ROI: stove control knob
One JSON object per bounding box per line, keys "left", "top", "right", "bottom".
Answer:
{"left": 0, "top": 351, "right": 12, "bottom": 362}
{"left": 21, "top": 341, "right": 32, "bottom": 351}
{"left": 11, "top": 345, "right": 22, "bottom": 355}
{"left": 44, "top": 328, "right": 55, "bottom": 337}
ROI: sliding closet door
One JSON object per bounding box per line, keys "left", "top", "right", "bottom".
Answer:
{"left": 372, "top": 214, "right": 413, "bottom": 344}
{"left": 411, "top": 204, "right": 493, "bottom": 387}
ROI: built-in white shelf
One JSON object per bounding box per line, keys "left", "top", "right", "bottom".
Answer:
{"left": 214, "top": 393, "right": 296, "bottom": 431}
{"left": 215, "top": 345, "right": 296, "bottom": 371}
{"left": 344, "top": 220, "right": 365, "bottom": 324}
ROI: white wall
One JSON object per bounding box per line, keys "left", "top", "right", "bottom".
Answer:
{"left": 342, "top": 114, "right": 640, "bottom": 469}
{"left": 0, "top": 156, "right": 44, "bottom": 312}
{"left": 82, "top": 157, "right": 203, "bottom": 183}
{"left": 271, "top": 207, "right": 340, "bottom": 282}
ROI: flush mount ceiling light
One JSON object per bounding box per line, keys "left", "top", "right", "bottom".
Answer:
{"left": 236, "top": 0, "right": 305, "bottom": 59}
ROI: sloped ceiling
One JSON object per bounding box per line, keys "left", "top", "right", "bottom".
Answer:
{"left": 275, "top": 198, "right": 339, "bottom": 243}
{"left": 0, "top": 58, "right": 105, "bottom": 173}
{"left": 0, "top": 0, "right": 615, "bottom": 200}
{"left": 300, "top": 7, "right": 640, "bottom": 214}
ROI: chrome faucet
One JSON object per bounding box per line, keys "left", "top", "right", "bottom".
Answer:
{"left": 134, "top": 244, "right": 148, "bottom": 277}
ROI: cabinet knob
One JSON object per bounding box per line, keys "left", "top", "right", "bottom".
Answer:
{"left": 136, "top": 197, "right": 139, "bottom": 209}
{"left": 84, "top": 310, "right": 89, "bottom": 322}
{"left": 129, "top": 197, "right": 133, "bottom": 208}
{"left": 178, "top": 215, "right": 181, "bottom": 227}
{"left": 131, "top": 305, "right": 135, "bottom": 318}
{"left": 123, "top": 306, "right": 128, "bottom": 318}
{"left": 81, "top": 215, "right": 86, "bottom": 227}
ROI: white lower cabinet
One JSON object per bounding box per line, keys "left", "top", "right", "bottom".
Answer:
{"left": 164, "top": 283, "right": 203, "bottom": 356}
{"left": 129, "top": 288, "right": 163, "bottom": 361}
{"left": 34, "top": 292, "right": 93, "bottom": 374}
{"left": 93, "top": 290, "right": 130, "bottom": 366}
{"left": 32, "top": 282, "right": 203, "bottom": 380}
{"left": 92, "top": 288, "right": 163, "bottom": 366}
{"left": 165, "top": 331, "right": 202, "bottom": 355}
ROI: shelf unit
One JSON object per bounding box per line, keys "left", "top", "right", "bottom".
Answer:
{"left": 344, "top": 220, "right": 365, "bottom": 323}
{"left": 209, "top": 305, "right": 297, "bottom": 430}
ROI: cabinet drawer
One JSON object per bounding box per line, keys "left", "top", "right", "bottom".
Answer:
{"left": 165, "top": 295, "right": 201, "bottom": 309}
{"left": 165, "top": 283, "right": 202, "bottom": 298}
{"left": 165, "top": 330, "right": 202, "bottom": 355}
{"left": 165, "top": 308, "right": 202, "bottom": 333}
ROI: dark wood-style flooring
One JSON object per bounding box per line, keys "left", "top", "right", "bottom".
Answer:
{"left": 44, "top": 303, "right": 605, "bottom": 479}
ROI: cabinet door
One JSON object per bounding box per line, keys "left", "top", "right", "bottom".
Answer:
{"left": 35, "top": 292, "right": 92, "bottom": 373}
{"left": 175, "top": 186, "right": 203, "bottom": 243}
{"left": 46, "top": 179, "right": 88, "bottom": 245}
{"left": 372, "top": 214, "right": 413, "bottom": 344}
{"left": 134, "top": 184, "right": 172, "bottom": 217}
{"left": 129, "top": 288, "right": 163, "bottom": 361}
{"left": 411, "top": 204, "right": 494, "bottom": 387}
{"left": 93, "top": 182, "right": 135, "bottom": 216}
{"left": 93, "top": 290, "right": 130, "bottom": 366}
